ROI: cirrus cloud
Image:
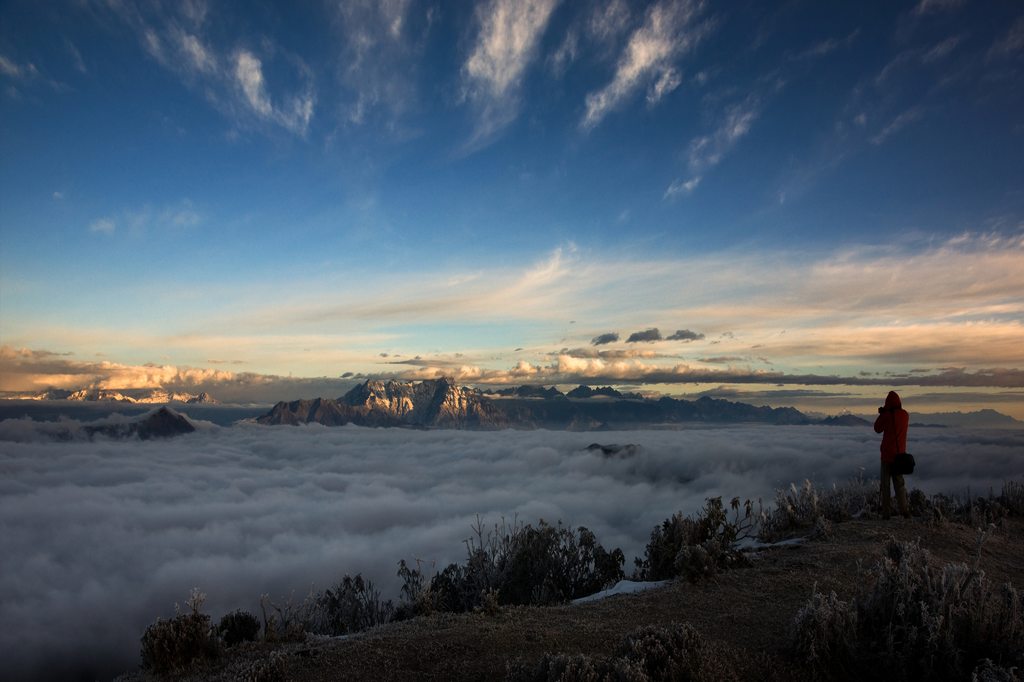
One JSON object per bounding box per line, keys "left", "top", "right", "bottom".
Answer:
{"left": 581, "top": 0, "right": 709, "bottom": 130}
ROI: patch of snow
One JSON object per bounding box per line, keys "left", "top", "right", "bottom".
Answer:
{"left": 572, "top": 580, "right": 670, "bottom": 604}
{"left": 733, "top": 536, "right": 807, "bottom": 551}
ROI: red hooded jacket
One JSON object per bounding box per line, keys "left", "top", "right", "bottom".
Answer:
{"left": 873, "top": 391, "right": 909, "bottom": 464}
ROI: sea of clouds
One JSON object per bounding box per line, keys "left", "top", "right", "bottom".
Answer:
{"left": 1, "top": 419, "right": 1022, "bottom": 680}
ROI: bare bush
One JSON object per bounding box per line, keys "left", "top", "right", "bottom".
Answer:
{"left": 259, "top": 592, "right": 314, "bottom": 643}
{"left": 140, "top": 588, "right": 219, "bottom": 674}
{"left": 507, "top": 623, "right": 738, "bottom": 681}
{"left": 789, "top": 586, "right": 857, "bottom": 675}
{"left": 218, "top": 609, "right": 260, "bottom": 647}
{"left": 635, "top": 497, "right": 757, "bottom": 582}
{"left": 309, "top": 574, "right": 394, "bottom": 636}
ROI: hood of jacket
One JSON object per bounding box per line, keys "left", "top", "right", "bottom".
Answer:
{"left": 884, "top": 391, "right": 902, "bottom": 410}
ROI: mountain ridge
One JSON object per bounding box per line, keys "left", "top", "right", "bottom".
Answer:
{"left": 24, "top": 388, "right": 218, "bottom": 404}
{"left": 258, "top": 379, "right": 816, "bottom": 430}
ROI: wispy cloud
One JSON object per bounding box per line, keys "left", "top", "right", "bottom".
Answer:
{"left": 88, "top": 218, "right": 115, "bottom": 235}
{"left": 461, "top": 0, "right": 559, "bottom": 148}
{"left": 793, "top": 29, "right": 860, "bottom": 61}
{"left": 663, "top": 176, "right": 700, "bottom": 199}
{"left": 581, "top": 0, "right": 707, "bottom": 130}
{"left": 913, "top": 0, "right": 965, "bottom": 15}
{"left": 922, "top": 35, "right": 961, "bottom": 63}
{"left": 548, "top": 0, "right": 631, "bottom": 78}
{"left": 548, "top": 29, "right": 579, "bottom": 76}
{"left": 688, "top": 94, "right": 761, "bottom": 171}
{"left": 330, "top": 0, "right": 427, "bottom": 127}
{"left": 870, "top": 106, "right": 924, "bottom": 145}
{"left": 987, "top": 16, "right": 1024, "bottom": 60}
{"left": 234, "top": 51, "right": 271, "bottom": 116}
{"left": 0, "top": 54, "right": 39, "bottom": 80}
{"left": 107, "top": 2, "right": 315, "bottom": 136}
{"left": 66, "top": 40, "right": 87, "bottom": 74}
{"left": 587, "top": 0, "right": 632, "bottom": 45}
{"left": 0, "top": 51, "right": 66, "bottom": 95}
{"left": 230, "top": 50, "right": 313, "bottom": 134}
{"left": 85, "top": 200, "right": 202, "bottom": 236}
{"left": 176, "top": 29, "right": 217, "bottom": 74}
{"left": 647, "top": 67, "right": 682, "bottom": 105}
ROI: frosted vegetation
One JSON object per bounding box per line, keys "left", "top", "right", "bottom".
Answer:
{"left": 1, "top": 421, "right": 1022, "bottom": 678}
{"left": 139, "top": 479, "right": 1024, "bottom": 679}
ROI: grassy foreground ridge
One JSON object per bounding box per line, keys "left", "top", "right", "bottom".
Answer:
{"left": 119, "top": 480, "right": 1024, "bottom": 681}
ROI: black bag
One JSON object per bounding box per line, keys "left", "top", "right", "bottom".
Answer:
{"left": 892, "top": 452, "right": 916, "bottom": 476}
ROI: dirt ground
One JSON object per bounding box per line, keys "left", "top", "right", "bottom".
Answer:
{"left": 146, "top": 515, "right": 1022, "bottom": 681}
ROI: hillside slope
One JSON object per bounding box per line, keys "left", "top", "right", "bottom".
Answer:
{"left": 127, "top": 517, "right": 1024, "bottom": 681}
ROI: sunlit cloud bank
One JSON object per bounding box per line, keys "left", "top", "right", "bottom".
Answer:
{"left": 0, "top": 346, "right": 353, "bottom": 405}
{"left": 1, "top": 422, "right": 1022, "bottom": 679}
{"left": 2, "top": 232, "right": 1022, "bottom": 414}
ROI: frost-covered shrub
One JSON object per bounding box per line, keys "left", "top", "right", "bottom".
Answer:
{"left": 789, "top": 587, "right": 857, "bottom": 674}
{"left": 926, "top": 492, "right": 1010, "bottom": 527}
{"left": 1003, "top": 481, "right": 1024, "bottom": 517}
{"left": 507, "top": 653, "right": 604, "bottom": 682}
{"left": 636, "top": 497, "right": 756, "bottom": 582}
{"left": 309, "top": 574, "right": 393, "bottom": 636}
{"left": 500, "top": 522, "right": 625, "bottom": 605}
{"left": 856, "top": 536, "right": 1024, "bottom": 678}
{"left": 916, "top": 481, "right": 1024, "bottom": 527}
{"left": 611, "top": 623, "right": 738, "bottom": 681}
{"left": 909, "top": 488, "right": 931, "bottom": 516}
{"left": 508, "top": 623, "right": 737, "bottom": 681}
{"left": 140, "top": 588, "right": 219, "bottom": 674}
{"left": 971, "top": 658, "right": 1022, "bottom": 682}
{"left": 401, "top": 517, "right": 625, "bottom": 614}
{"left": 477, "top": 588, "right": 501, "bottom": 616}
{"left": 792, "top": 535, "right": 1024, "bottom": 679}
{"left": 218, "top": 609, "right": 260, "bottom": 647}
{"left": 760, "top": 478, "right": 877, "bottom": 542}
{"left": 239, "top": 651, "right": 287, "bottom": 682}
{"left": 808, "top": 515, "right": 833, "bottom": 541}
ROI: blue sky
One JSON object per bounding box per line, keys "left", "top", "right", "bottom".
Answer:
{"left": 1, "top": 0, "right": 1023, "bottom": 416}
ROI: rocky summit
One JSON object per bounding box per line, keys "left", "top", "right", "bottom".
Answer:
{"left": 83, "top": 407, "right": 197, "bottom": 440}
{"left": 258, "top": 378, "right": 508, "bottom": 429}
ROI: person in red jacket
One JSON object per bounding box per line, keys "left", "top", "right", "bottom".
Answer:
{"left": 874, "top": 390, "right": 910, "bottom": 519}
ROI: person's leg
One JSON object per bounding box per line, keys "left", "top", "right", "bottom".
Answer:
{"left": 894, "top": 473, "right": 909, "bottom": 517}
{"left": 880, "top": 461, "right": 892, "bottom": 519}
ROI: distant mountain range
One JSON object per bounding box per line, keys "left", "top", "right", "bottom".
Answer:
{"left": 259, "top": 379, "right": 816, "bottom": 430}
{"left": 24, "top": 388, "right": 218, "bottom": 405}
{"left": 909, "top": 409, "right": 1023, "bottom": 428}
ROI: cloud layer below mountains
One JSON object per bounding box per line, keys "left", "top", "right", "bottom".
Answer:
{"left": 1, "top": 421, "right": 1021, "bottom": 679}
